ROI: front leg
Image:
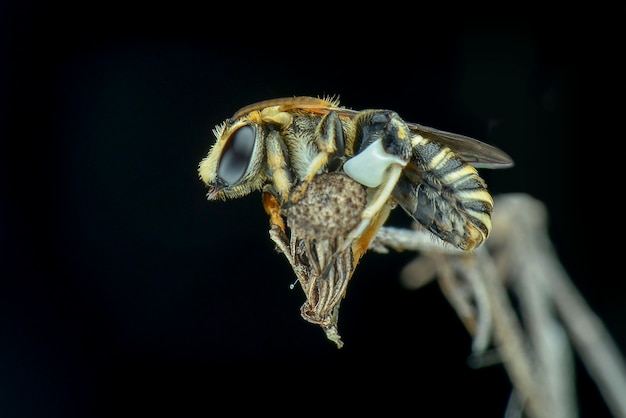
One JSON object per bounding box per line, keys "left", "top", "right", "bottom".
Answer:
{"left": 265, "top": 129, "right": 294, "bottom": 203}
{"left": 263, "top": 188, "right": 286, "bottom": 235}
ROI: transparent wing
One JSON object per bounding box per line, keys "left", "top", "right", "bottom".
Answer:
{"left": 407, "top": 122, "right": 514, "bottom": 169}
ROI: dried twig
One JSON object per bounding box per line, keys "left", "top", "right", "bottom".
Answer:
{"left": 371, "top": 193, "right": 626, "bottom": 418}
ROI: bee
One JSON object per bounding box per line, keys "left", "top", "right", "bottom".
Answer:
{"left": 198, "top": 96, "right": 513, "bottom": 347}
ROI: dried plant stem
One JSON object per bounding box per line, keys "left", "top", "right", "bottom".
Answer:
{"left": 546, "top": 239, "right": 626, "bottom": 417}
{"left": 458, "top": 249, "right": 550, "bottom": 418}
{"left": 372, "top": 193, "right": 626, "bottom": 418}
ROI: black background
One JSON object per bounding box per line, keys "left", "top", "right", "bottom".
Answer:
{"left": 1, "top": 3, "right": 621, "bottom": 417}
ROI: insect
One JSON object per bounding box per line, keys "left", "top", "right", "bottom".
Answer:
{"left": 198, "top": 96, "right": 513, "bottom": 347}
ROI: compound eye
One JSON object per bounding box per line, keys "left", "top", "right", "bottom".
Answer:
{"left": 217, "top": 125, "right": 256, "bottom": 185}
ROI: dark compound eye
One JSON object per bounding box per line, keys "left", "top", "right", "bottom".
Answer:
{"left": 217, "top": 125, "right": 256, "bottom": 185}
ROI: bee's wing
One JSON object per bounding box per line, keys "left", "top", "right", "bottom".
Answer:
{"left": 408, "top": 122, "right": 514, "bottom": 169}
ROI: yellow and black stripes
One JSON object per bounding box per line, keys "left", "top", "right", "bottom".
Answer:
{"left": 393, "top": 136, "right": 494, "bottom": 251}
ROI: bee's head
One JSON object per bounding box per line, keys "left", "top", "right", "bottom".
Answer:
{"left": 198, "top": 118, "right": 267, "bottom": 200}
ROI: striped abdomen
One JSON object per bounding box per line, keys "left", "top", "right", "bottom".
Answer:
{"left": 392, "top": 137, "right": 494, "bottom": 251}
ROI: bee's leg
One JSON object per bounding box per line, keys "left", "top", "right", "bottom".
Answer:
{"left": 262, "top": 130, "right": 292, "bottom": 251}
{"left": 291, "top": 111, "right": 344, "bottom": 203}
{"left": 264, "top": 188, "right": 291, "bottom": 251}
{"left": 262, "top": 188, "right": 286, "bottom": 235}
{"left": 265, "top": 130, "right": 294, "bottom": 203}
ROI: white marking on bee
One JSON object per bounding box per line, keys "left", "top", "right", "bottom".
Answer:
{"left": 343, "top": 139, "right": 407, "bottom": 188}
